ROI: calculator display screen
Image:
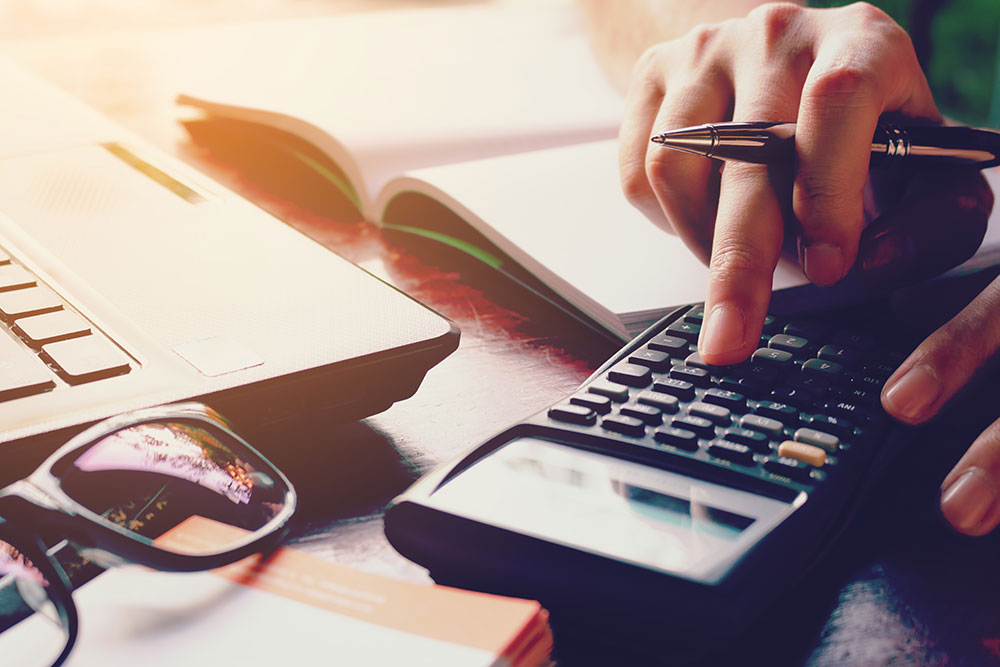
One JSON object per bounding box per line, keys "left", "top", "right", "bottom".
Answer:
{"left": 428, "top": 437, "right": 803, "bottom": 584}
{"left": 623, "top": 485, "right": 754, "bottom": 541}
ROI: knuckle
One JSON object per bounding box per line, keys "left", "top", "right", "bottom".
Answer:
{"left": 644, "top": 147, "right": 682, "bottom": 185}
{"left": 709, "top": 242, "right": 771, "bottom": 281}
{"left": 620, "top": 161, "right": 653, "bottom": 208}
{"left": 630, "top": 46, "right": 668, "bottom": 93}
{"left": 748, "top": 2, "right": 804, "bottom": 46}
{"left": 807, "top": 62, "right": 879, "bottom": 103}
{"left": 926, "top": 306, "right": 996, "bottom": 373}
{"left": 843, "top": 1, "right": 892, "bottom": 25}
{"left": 795, "top": 172, "right": 854, "bottom": 208}
{"left": 685, "top": 23, "right": 722, "bottom": 61}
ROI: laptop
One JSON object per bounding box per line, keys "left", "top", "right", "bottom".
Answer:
{"left": 0, "top": 60, "right": 459, "bottom": 481}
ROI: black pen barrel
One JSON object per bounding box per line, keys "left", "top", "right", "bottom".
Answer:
{"left": 655, "top": 121, "right": 1000, "bottom": 169}
{"left": 870, "top": 124, "right": 1000, "bottom": 168}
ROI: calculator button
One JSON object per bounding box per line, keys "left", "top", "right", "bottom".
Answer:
{"left": 669, "top": 366, "right": 711, "bottom": 388}
{"left": 724, "top": 428, "right": 770, "bottom": 453}
{"left": 0, "top": 286, "right": 61, "bottom": 322}
{"left": 13, "top": 310, "right": 91, "bottom": 347}
{"left": 588, "top": 380, "right": 630, "bottom": 403}
{"left": 666, "top": 320, "right": 700, "bottom": 343}
{"left": 0, "top": 332, "right": 55, "bottom": 400}
{"left": 628, "top": 349, "right": 671, "bottom": 372}
{"left": 548, "top": 404, "right": 596, "bottom": 426}
{"left": 794, "top": 428, "right": 840, "bottom": 453}
{"left": 778, "top": 441, "right": 826, "bottom": 467}
{"left": 830, "top": 385, "right": 878, "bottom": 406}
{"left": 684, "top": 351, "right": 712, "bottom": 370}
{"left": 832, "top": 331, "right": 876, "bottom": 352}
{"left": 783, "top": 321, "right": 826, "bottom": 340}
{"left": 741, "top": 363, "right": 780, "bottom": 383}
{"left": 602, "top": 414, "right": 646, "bottom": 438}
{"left": 620, "top": 403, "right": 663, "bottom": 426}
{"left": 800, "top": 414, "right": 853, "bottom": 440}
{"left": 802, "top": 358, "right": 843, "bottom": 379}
{"left": 671, "top": 416, "right": 715, "bottom": 439}
{"left": 653, "top": 427, "right": 699, "bottom": 451}
{"left": 636, "top": 390, "right": 679, "bottom": 414}
{"left": 737, "top": 377, "right": 767, "bottom": 398}
{"left": 845, "top": 372, "right": 886, "bottom": 393}
{"left": 752, "top": 348, "right": 792, "bottom": 367}
{"left": 607, "top": 363, "right": 652, "bottom": 388}
{"left": 703, "top": 388, "right": 746, "bottom": 413}
{"left": 683, "top": 305, "right": 705, "bottom": 323}
{"left": 768, "top": 334, "right": 809, "bottom": 355}
{"left": 818, "top": 344, "right": 860, "bottom": 366}
{"left": 764, "top": 457, "right": 813, "bottom": 483}
{"left": 647, "top": 334, "right": 688, "bottom": 356}
{"left": 861, "top": 360, "right": 897, "bottom": 380}
{"left": 820, "top": 400, "right": 872, "bottom": 424}
{"left": 740, "top": 414, "right": 784, "bottom": 439}
{"left": 769, "top": 386, "right": 816, "bottom": 410}
{"left": 708, "top": 440, "right": 754, "bottom": 466}
{"left": 761, "top": 315, "right": 781, "bottom": 335}
{"left": 653, "top": 378, "right": 695, "bottom": 401}
{"left": 570, "top": 393, "right": 613, "bottom": 415}
{"left": 689, "top": 401, "right": 731, "bottom": 426}
{"left": 716, "top": 376, "right": 743, "bottom": 393}
{"left": 786, "top": 374, "right": 831, "bottom": 395}
{"left": 755, "top": 401, "right": 798, "bottom": 425}
{"left": 41, "top": 334, "right": 131, "bottom": 384}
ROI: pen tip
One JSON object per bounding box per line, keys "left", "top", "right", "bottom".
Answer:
{"left": 650, "top": 134, "right": 666, "bottom": 144}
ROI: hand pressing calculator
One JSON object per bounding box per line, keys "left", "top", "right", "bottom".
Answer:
{"left": 385, "top": 303, "right": 915, "bottom": 648}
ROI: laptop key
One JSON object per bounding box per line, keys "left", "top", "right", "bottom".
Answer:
{"left": 42, "top": 334, "right": 131, "bottom": 384}
{"left": 0, "top": 332, "right": 55, "bottom": 400}
{"left": 0, "top": 265, "right": 36, "bottom": 292}
{"left": 14, "top": 310, "right": 91, "bottom": 347}
{"left": 0, "top": 286, "right": 62, "bottom": 322}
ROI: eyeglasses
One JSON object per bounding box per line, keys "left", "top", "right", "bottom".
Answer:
{"left": 0, "top": 402, "right": 296, "bottom": 666}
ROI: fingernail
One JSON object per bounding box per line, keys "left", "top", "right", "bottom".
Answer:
{"left": 802, "top": 243, "right": 845, "bottom": 285}
{"left": 860, "top": 232, "right": 916, "bottom": 276}
{"left": 700, "top": 303, "right": 746, "bottom": 357}
{"left": 882, "top": 365, "right": 941, "bottom": 422}
{"left": 941, "top": 468, "right": 996, "bottom": 533}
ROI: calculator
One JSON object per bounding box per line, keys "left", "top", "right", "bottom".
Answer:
{"left": 385, "top": 302, "right": 915, "bottom": 647}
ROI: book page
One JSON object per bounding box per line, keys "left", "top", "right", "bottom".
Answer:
{"left": 178, "top": 3, "right": 625, "bottom": 215}
{"left": 379, "top": 140, "right": 808, "bottom": 338}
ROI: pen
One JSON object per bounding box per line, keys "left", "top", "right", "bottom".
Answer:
{"left": 650, "top": 121, "right": 1000, "bottom": 169}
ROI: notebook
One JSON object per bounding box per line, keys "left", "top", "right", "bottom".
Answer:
{"left": 0, "top": 58, "right": 458, "bottom": 482}
{"left": 176, "top": 3, "right": 1000, "bottom": 340}
{"left": 170, "top": 3, "right": 810, "bottom": 340}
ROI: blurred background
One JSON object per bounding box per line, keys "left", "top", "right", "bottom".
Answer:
{"left": 1, "top": 1, "right": 997, "bottom": 127}
{"left": 812, "top": 0, "right": 1000, "bottom": 126}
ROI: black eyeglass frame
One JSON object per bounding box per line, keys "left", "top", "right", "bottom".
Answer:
{"left": 0, "top": 402, "right": 297, "bottom": 666}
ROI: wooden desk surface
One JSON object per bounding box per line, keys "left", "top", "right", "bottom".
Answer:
{"left": 3, "top": 2, "right": 999, "bottom": 664}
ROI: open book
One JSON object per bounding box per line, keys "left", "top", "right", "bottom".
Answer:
{"left": 176, "top": 3, "right": 1000, "bottom": 340}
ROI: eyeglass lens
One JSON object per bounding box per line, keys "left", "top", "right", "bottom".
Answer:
{"left": 50, "top": 421, "right": 291, "bottom": 555}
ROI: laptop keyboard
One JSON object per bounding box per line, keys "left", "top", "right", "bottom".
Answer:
{"left": 0, "top": 248, "right": 131, "bottom": 401}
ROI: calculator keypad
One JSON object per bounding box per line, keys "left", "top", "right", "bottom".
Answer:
{"left": 547, "top": 305, "right": 899, "bottom": 491}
